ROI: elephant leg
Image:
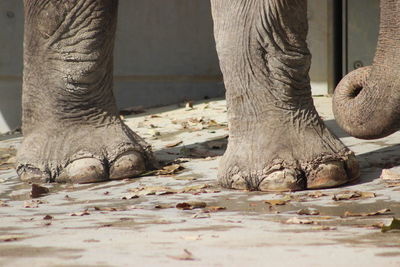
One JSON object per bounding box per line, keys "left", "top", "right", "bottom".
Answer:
{"left": 211, "top": 0, "right": 359, "bottom": 191}
{"left": 17, "top": 0, "right": 156, "bottom": 183}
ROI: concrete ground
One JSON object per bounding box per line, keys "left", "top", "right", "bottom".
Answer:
{"left": 0, "top": 96, "right": 400, "bottom": 267}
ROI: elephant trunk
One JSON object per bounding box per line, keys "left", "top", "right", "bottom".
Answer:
{"left": 333, "top": 0, "right": 400, "bottom": 139}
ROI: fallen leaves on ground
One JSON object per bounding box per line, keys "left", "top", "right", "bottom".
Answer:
{"left": 180, "top": 184, "right": 209, "bottom": 193}
{"left": 385, "top": 183, "right": 400, "bottom": 188}
{"left": 70, "top": 210, "right": 90, "bottom": 216}
{"left": 265, "top": 195, "right": 292, "bottom": 206}
{"left": 286, "top": 217, "right": 316, "bottom": 225}
{"left": 205, "top": 206, "right": 226, "bottom": 212}
{"left": 343, "top": 208, "right": 391, "bottom": 217}
{"left": 123, "top": 184, "right": 216, "bottom": 199}
{"left": 176, "top": 201, "right": 207, "bottom": 210}
{"left": 0, "top": 200, "right": 9, "bottom": 207}
{"left": 306, "top": 191, "right": 328, "bottom": 198}
{"left": 0, "top": 234, "right": 32, "bottom": 242}
{"left": 332, "top": 191, "right": 376, "bottom": 201}
{"left": 381, "top": 218, "right": 400, "bottom": 232}
{"left": 43, "top": 215, "right": 53, "bottom": 220}
{"left": 167, "top": 249, "right": 196, "bottom": 261}
{"left": 31, "top": 184, "right": 50, "bottom": 198}
{"left": 124, "top": 186, "right": 176, "bottom": 199}
{"left": 154, "top": 204, "right": 174, "bottom": 209}
{"left": 165, "top": 140, "right": 183, "bottom": 148}
{"left": 156, "top": 164, "right": 184, "bottom": 175}
{"left": 380, "top": 169, "right": 400, "bottom": 181}
{"left": 297, "top": 208, "right": 320, "bottom": 215}
{"left": 23, "top": 200, "right": 44, "bottom": 208}
{"left": 173, "top": 176, "right": 197, "bottom": 181}
{"left": 381, "top": 169, "right": 400, "bottom": 188}
{"left": 93, "top": 206, "right": 121, "bottom": 212}
{"left": 192, "top": 212, "right": 211, "bottom": 219}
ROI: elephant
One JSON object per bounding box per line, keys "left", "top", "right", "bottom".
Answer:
{"left": 333, "top": 1, "right": 400, "bottom": 140}
{"left": 20, "top": 0, "right": 393, "bottom": 192}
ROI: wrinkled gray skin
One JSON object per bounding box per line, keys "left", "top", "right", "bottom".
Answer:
{"left": 17, "top": 0, "right": 362, "bottom": 191}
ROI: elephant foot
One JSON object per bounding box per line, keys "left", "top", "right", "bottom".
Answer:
{"left": 17, "top": 121, "right": 156, "bottom": 183}
{"left": 218, "top": 117, "right": 360, "bottom": 192}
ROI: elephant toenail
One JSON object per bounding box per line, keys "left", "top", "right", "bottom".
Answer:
{"left": 307, "top": 161, "right": 348, "bottom": 189}
{"left": 109, "top": 151, "right": 145, "bottom": 180}
{"left": 56, "top": 158, "right": 106, "bottom": 184}
{"left": 259, "top": 169, "right": 305, "bottom": 192}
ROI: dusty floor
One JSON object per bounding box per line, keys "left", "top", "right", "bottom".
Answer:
{"left": 0, "top": 97, "right": 400, "bottom": 267}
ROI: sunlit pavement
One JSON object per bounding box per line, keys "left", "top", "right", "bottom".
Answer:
{"left": 0, "top": 96, "right": 399, "bottom": 267}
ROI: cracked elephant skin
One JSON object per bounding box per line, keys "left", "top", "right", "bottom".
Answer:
{"left": 18, "top": 0, "right": 385, "bottom": 191}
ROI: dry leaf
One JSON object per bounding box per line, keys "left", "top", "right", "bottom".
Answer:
{"left": 43, "top": 215, "right": 53, "bottom": 220}
{"left": 332, "top": 191, "right": 376, "bottom": 201}
{"left": 189, "top": 117, "right": 204, "bottom": 124}
{"left": 360, "top": 192, "right": 376, "bottom": 198}
{"left": 307, "top": 191, "right": 328, "bottom": 198}
{"left": 0, "top": 234, "right": 32, "bottom": 242}
{"left": 206, "top": 119, "right": 218, "bottom": 127}
{"left": 385, "top": 183, "right": 400, "bottom": 188}
{"left": 121, "top": 194, "right": 140, "bottom": 200}
{"left": 176, "top": 201, "right": 207, "bottom": 210}
{"left": 156, "top": 164, "right": 184, "bottom": 175}
{"left": 380, "top": 169, "right": 400, "bottom": 181}
{"left": 343, "top": 208, "right": 390, "bottom": 217}
{"left": 180, "top": 184, "right": 209, "bottom": 193}
{"left": 127, "top": 186, "right": 176, "bottom": 197}
{"left": 206, "top": 206, "right": 226, "bottom": 212}
{"left": 297, "top": 208, "right": 320, "bottom": 216}
{"left": 192, "top": 212, "right": 211, "bottom": 219}
{"left": 381, "top": 218, "right": 400, "bottom": 232}
{"left": 168, "top": 249, "right": 195, "bottom": 261}
{"left": 165, "top": 140, "right": 183, "bottom": 148}
{"left": 31, "top": 184, "right": 50, "bottom": 198}
{"left": 94, "top": 207, "right": 119, "bottom": 212}
{"left": 70, "top": 210, "right": 90, "bottom": 216}
{"left": 23, "top": 200, "right": 43, "bottom": 208}
{"left": 154, "top": 204, "right": 174, "bottom": 209}
{"left": 150, "top": 114, "right": 161, "bottom": 118}
{"left": 286, "top": 217, "right": 315, "bottom": 225}
{"left": 173, "top": 176, "right": 197, "bottom": 181}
